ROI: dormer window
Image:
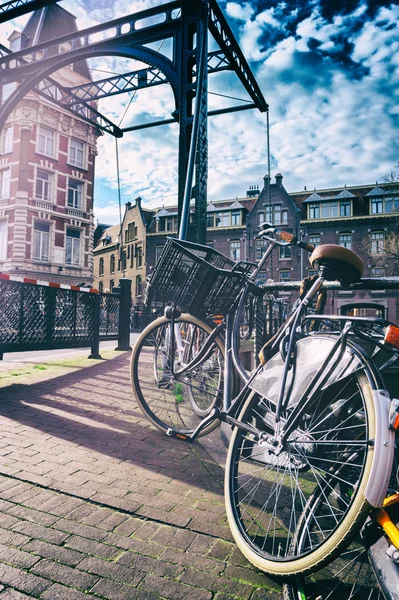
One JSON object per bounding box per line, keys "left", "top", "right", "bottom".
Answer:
{"left": 371, "top": 198, "right": 383, "bottom": 214}
{"left": 309, "top": 203, "right": 320, "bottom": 219}
{"left": 232, "top": 210, "right": 241, "bottom": 225}
{"left": 215, "top": 212, "right": 230, "bottom": 227}
{"left": 321, "top": 202, "right": 338, "bottom": 219}
{"left": 340, "top": 200, "right": 351, "bottom": 216}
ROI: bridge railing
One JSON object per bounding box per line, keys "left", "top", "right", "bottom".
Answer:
{"left": 0, "top": 275, "right": 132, "bottom": 359}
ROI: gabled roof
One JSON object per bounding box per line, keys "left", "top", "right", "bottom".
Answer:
{"left": 303, "top": 191, "right": 322, "bottom": 203}
{"left": 228, "top": 200, "right": 245, "bottom": 210}
{"left": 365, "top": 185, "right": 388, "bottom": 197}
{"left": 336, "top": 187, "right": 356, "bottom": 199}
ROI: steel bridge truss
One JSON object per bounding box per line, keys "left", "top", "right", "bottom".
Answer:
{"left": 0, "top": 0, "right": 267, "bottom": 243}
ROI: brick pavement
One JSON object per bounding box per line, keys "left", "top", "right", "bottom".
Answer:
{"left": 0, "top": 351, "right": 282, "bottom": 599}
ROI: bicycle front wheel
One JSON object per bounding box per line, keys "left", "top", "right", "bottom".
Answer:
{"left": 225, "top": 339, "right": 378, "bottom": 577}
{"left": 131, "top": 313, "right": 224, "bottom": 436}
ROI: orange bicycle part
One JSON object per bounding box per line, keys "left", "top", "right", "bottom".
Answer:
{"left": 373, "top": 494, "right": 399, "bottom": 549}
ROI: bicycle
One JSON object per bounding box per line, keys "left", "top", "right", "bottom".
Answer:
{"left": 130, "top": 226, "right": 399, "bottom": 579}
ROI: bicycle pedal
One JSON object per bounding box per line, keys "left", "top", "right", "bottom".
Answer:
{"left": 166, "top": 428, "right": 191, "bottom": 442}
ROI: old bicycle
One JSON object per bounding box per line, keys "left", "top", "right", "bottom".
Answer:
{"left": 130, "top": 226, "right": 399, "bottom": 578}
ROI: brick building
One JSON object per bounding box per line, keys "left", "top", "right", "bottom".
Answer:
{"left": 0, "top": 5, "right": 99, "bottom": 285}
{"left": 93, "top": 174, "right": 399, "bottom": 321}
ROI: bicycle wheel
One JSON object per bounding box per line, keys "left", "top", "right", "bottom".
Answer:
{"left": 225, "top": 335, "right": 379, "bottom": 577}
{"left": 131, "top": 313, "right": 224, "bottom": 436}
{"left": 283, "top": 532, "right": 384, "bottom": 600}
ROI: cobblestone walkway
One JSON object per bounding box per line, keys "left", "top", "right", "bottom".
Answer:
{"left": 0, "top": 352, "right": 282, "bottom": 599}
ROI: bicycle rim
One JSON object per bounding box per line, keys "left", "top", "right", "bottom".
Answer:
{"left": 130, "top": 314, "right": 224, "bottom": 436}
{"left": 283, "top": 533, "right": 384, "bottom": 600}
{"left": 225, "top": 366, "right": 376, "bottom": 577}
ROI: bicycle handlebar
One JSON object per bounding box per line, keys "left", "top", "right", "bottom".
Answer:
{"left": 257, "top": 224, "right": 315, "bottom": 253}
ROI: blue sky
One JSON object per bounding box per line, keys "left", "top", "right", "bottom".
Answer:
{"left": 1, "top": 0, "right": 398, "bottom": 224}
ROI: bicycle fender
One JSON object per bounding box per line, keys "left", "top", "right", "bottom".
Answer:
{"left": 365, "top": 389, "right": 395, "bottom": 508}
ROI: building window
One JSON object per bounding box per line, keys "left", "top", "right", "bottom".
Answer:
{"left": 371, "top": 231, "right": 385, "bottom": 255}
{"left": 255, "top": 239, "right": 267, "bottom": 260}
{"left": 257, "top": 211, "right": 265, "bottom": 226}
{"left": 281, "top": 209, "right": 288, "bottom": 224}
{"left": 0, "top": 220, "right": 7, "bottom": 260}
{"left": 279, "top": 245, "right": 291, "bottom": 259}
{"left": 340, "top": 200, "right": 351, "bottom": 217}
{"left": 308, "top": 203, "right": 320, "bottom": 219}
{"left": 231, "top": 210, "right": 241, "bottom": 226}
{"left": 110, "top": 254, "right": 116, "bottom": 273}
{"left": 35, "top": 169, "right": 53, "bottom": 202}
{"left": 37, "top": 126, "right": 55, "bottom": 157}
{"left": 371, "top": 267, "right": 385, "bottom": 277}
{"left": 98, "top": 281, "right": 104, "bottom": 292}
{"left": 273, "top": 205, "right": 282, "bottom": 225}
{"left": 308, "top": 235, "right": 321, "bottom": 247}
{"left": 125, "top": 222, "right": 137, "bottom": 242}
{"left": 230, "top": 240, "right": 240, "bottom": 261}
{"left": 384, "top": 197, "right": 399, "bottom": 213}
{"left": 65, "top": 228, "right": 80, "bottom": 266}
{"left": 1, "top": 82, "right": 17, "bottom": 103}
{"left": 156, "top": 245, "right": 163, "bottom": 264}
{"left": 371, "top": 198, "right": 383, "bottom": 214}
{"left": 1, "top": 126, "right": 13, "bottom": 154}
{"left": 69, "top": 138, "right": 84, "bottom": 168}
{"left": 215, "top": 212, "right": 230, "bottom": 227}
{"left": 207, "top": 214, "right": 214, "bottom": 228}
{"left": 279, "top": 270, "right": 291, "bottom": 282}
{"left": 308, "top": 269, "right": 318, "bottom": 277}
{"left": 33, "top": 221, "right": 50, "bottom": 262}
{"left": 264, "top": 204, "right": 285, "bottom": 225}
{"left": 110, "top": 280, "right": 114, "bottom": 292}
{"left": 0, "top": 168, "right": 10, "bottom": 200}
{"left": 67, "top": 179, "right": 83, "bottom": 209}
{"left": 166, "top": 216, "right": 178, "bottom": 231}
{"left": 99, "top": 257, "right": 104, "bottom": 276}
{"left": 136, "top": 246, "right": 143, "bottom": 268}
{"left": 338, "top": 233, "right": 352, "bottom": 249}
{"left": 136, "top": 275, "right": 142, "bottom": 296}
{"left": 321, "top": 202, "right": 338, "bottom": 219}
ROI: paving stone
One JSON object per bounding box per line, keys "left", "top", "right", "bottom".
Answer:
{"left": 77, "top": 556, "right": 145, "bottom": 586}
{"left": 179, "top": 568, "right": 254, "bottom": 599}
{"left": 207, "top": 539, "right": 235, "bottom": 562}
{"left": 54, "top": 518, "right": 107, "bottom": 541}
{"left": 41, "top": 582, "right": 97, "bottom": 600}
{"left": 0, "top": 563, "right": 51, "bottom": 595}
{"left": 139, "top": 574, "right": 212, "bottom": 600}
{"left": 0, "top": 543, "right": 40, "bottom": 569}
{"left": 159, "top": 547, "right": 224, "bottom": 575}
{"left": 114, "top": 517, "right": 143, "bottom": 537}
{"left": 117, "top": 550, "right": 183, "bottom": 579}
{"left": 0, "top": 589, "right": 35, "bottom": 599}
{"left": 5, "top": 505, "right": 58, "bottom": 527}
{"left": 22, "top": 539, "right": 84, "bottom": 567}
{"left": 31, "top": 558, "right": 99, "bottom": 590}
{"left": 90, "top": 578, "right": 159, "bottom": 600}
{"left": 11, "top": 521, "right": 68, "bottom": 546}
{"left": 64, "top": 534, "right": 121, "bottom": 559}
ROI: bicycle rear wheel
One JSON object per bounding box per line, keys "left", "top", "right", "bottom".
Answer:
{"left": 225, "top": 336, "right": 379, "bottom": 577}
{"left": 130, "top": 314, "right": 224, "bottom": 436}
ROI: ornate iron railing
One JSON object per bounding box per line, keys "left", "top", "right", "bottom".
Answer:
{"left": 0, "top": 277, "right": 131, "bottom": 359}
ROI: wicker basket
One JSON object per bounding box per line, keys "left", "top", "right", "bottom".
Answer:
{"left": 143, "top": 238, "right": 251, "bottom": 317}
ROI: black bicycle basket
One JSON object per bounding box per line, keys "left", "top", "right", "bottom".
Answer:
{"left": 143, "top": 238, "right": 252, "bottom": 317}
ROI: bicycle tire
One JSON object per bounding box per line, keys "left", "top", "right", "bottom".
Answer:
{"left": 225, "top": 335, "right": 379, "bottom": 577}
{"left": 130, "top": 313, "right": 224, "bottom": 437}
{"left": 283, "top": 536, "right": 384, "bottom": 600}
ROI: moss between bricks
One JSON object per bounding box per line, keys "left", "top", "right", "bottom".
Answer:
{"left": 0, "top": 349, "right": 125, "bottom": 388}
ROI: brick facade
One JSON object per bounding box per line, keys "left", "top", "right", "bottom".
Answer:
{"left": 0, "top": 6, "right": 98, "bottom": 285}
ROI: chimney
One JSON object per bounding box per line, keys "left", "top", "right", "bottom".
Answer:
{"left": 275, "top": 173, "right": 283, "bottom": 187}
{"left": 135, "top": 196, "right": 142, "bottom": 207}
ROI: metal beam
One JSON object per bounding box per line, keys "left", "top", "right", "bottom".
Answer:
{"left": 209, "top": 0, "right": 268, "bottom": 112}
{"left": 0, "top": 0, "right": 59, "bottom": 23}
{"left": 0, "top": 1, "right": 181, "bottom": 83}
{"left": 64, "top": 50, "right": 230, "bottom": 105}
{"left": 36, "top": 78, "right": 123, "bottom": 137}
